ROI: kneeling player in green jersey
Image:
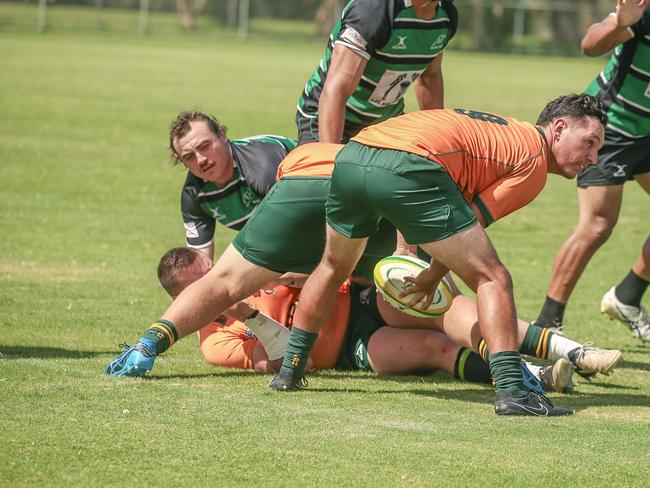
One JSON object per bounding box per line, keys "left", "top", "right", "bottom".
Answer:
{"left": 296, "top": 0, "right": 458, "bottom": 144}
{"left": 169, "top": 110, "right": 296, "bottom": 260}
{"left": 536, "top": 1, "right": 650, "bottom": 340}
{"left": 270, "top": 94, "right": 608, "bottom": 416}
{"left": 107, "top": 142, "right": 620, "bottom": 394}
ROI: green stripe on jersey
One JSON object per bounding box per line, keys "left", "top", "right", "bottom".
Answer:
{"left": 198, "top": 167, "right": 261, "bottom": 229}
{"left": 585, "top": 33, "right": 650, "bottom": 138}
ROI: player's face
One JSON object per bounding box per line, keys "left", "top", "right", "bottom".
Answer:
{"left": 172, "top": 252, "right": 213, "bottom": 298}
{"left": 412, "top": 0, "right": 439, "bottom": 20}
{"left": 174, "top": 120, "right": 234, "bottom": 186}
{"left": 551, "top": 116, "right": 604, "bottom": 179}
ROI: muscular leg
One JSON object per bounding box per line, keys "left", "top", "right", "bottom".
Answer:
{"left": 630, "top": 173, "right": 650, "bottom": 282}
{"left": 106, "top": 244, "right": 283, "bottom": 376}
{"left": 632, "top": 235, "right": 650, "bottom": 281}
{"left": 419, "top": 224, "right": 518, "bottom": 355}
{"left": 163, "top": 244, "right": 282, "bottom": 338}
{"left": 548, "top": 185, "right": 623, "bottom": 302}
{"left": 415, "top": 224, "right": 529, "bottom": 398}
{"left": 367, "top": 327, "right": 460, "bottom": 375}
{"left": 271, "top": 226, "right": 368, "bottom": 385}
{"left": 292, "top": 226, "right": 368, "bottom": 333}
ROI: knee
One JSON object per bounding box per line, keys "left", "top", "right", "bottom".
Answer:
{"left": 480, "top": 264, "right": 513, "bottom": 292}
{"left": 579, "top": 215, "right": 616, "bottom": 247}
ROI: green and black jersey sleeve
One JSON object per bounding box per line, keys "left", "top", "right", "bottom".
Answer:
{"left": 181, "top": 135, "right": 296, "bottom": 249}
{"left": 585, "top": 7, "right": 650, "bottom": 138}
{"left": 297, "top": 0, "right": 457, "bottom": 131}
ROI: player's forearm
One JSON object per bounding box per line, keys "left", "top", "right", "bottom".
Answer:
{"left": 318, "top": 90, "right": 348, "bottom": 143}
{"left": 414, "top": 70, "right": 444, "bottom": 110}
{"left": 581, "top": 14, "right": 633, "bottom": 55}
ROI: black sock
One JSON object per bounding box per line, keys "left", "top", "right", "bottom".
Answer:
{"left": 615, "top": 270, "right": 649, "bottom": 308}
{"left": 536, "top": 296, "right": 566, "bottom": 328}
{"left": 454, "top": 347, "right": 492, "bottom": 384}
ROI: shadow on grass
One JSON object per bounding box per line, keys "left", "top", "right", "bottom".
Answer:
{"left": 619, "top": 344, "right": 650, "bottom": 354}
{"left": 0, "top": 345, "right": 109, "bottom": 359}
{"left": 618, "top": 360, "right": 650, "bottom": 371}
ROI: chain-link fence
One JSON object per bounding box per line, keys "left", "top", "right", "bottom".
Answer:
{"left": 0, "top": 0, "right": 614, "bottom": 55}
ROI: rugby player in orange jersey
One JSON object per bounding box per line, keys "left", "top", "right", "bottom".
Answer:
{"left": 107, "top": 116, "right": 616, "bottom": 400}
{"left": 155, "top": 246, "right": 579, "bottom": 392}
{"left": 270, "top": 94, "right": 607, "bottom": 416}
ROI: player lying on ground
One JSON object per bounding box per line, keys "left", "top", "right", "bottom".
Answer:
{"left": 106, "top": 143, "right": 620, "bottom": 390}
{"left": 268, "top": 94, "right": 608, "bottom": 417}
{"left": 156, "top": 247, "right": 576, "bottom": 393}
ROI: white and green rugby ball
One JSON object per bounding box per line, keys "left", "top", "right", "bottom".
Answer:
{"left": 373, "top": 255, "right": 453, "bottom": 318}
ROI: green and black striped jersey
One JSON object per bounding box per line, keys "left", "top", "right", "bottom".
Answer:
{"left": 181, "top": 135, "right": 296, "bottom": 249}
{"left": 585, "top": 7, "right": 650, "bottom": 138}
{"left": 297, "top": 0, "right": 457, "bottom": 129}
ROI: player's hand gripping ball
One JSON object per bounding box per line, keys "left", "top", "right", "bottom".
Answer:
{"left": 373, "top": 255, "right": 453, "bottom": 318}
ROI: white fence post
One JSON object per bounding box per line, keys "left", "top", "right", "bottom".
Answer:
{"left": 37, "top": 0, "right": 47, "bottom": 32}
{"left": 138, "top": 0, "right": 150, "bottom": 34}
{"left": 238, "top": 0, "right": 250, "bottom": 39}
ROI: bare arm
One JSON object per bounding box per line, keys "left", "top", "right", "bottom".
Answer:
{"left": 413, "top": 53, "right": 445, "bottom": 110}
{"left": 581, "top": 0, "right": 647, "bottom": 56}
{"left": 318, "top": 44, "right": 368, "bottom": 143}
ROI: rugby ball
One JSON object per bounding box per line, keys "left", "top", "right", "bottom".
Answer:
{"left": 373, "top": 255, "right": 453, "bottom": 318}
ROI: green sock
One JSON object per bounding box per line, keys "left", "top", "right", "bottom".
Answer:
{"left": 454, "top": 347, "right": 492, "bottom": 384}
{"left": 142, "top": 320, "right": 178, "bottom": 354}
{"left": 477, "top": 338, "right": 489, "bottom": 362}
{"left": 278, "top": 326, "right": 318, "bottom": 378}
{"left": 520, "top": 324, "right": 552, "bottom": 359}
{"left": 488, "top": 351, "right": 526, "bottom": 397}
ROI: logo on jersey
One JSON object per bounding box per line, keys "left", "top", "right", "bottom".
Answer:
{"left": 184, "top": 222, "right": 199, "bottom": 239}
{"left": 392, "top": 36, "right": 408, "bottom": 50}
{"left": 430, "top": 34, "right": 447, "bottom": 50}
{"left": 245, "top": 328, "right": 256, "bottom": 339}
{"left": 242, "top": 188, "right": 261, "bottom": 209}
{"left": 339, "top": 26, "right": 368, "bottom": 51}
{"left": 369, "top": 69, "right": 422, "bottom": 107}
{"left": 612, "top": 164, "right": 627, "bottom": 178}
{"left": 209, "top": 206, "right": 225, "bottom": 220}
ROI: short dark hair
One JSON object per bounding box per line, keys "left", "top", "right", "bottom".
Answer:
{"left": 157, "top": 247, "right": 201, "bottom": 297}
{"left": 536, "top": 93, "right": 607, "bottom": 126}
{"left": 168, "top": 111, "right": 227, "bottom": 166}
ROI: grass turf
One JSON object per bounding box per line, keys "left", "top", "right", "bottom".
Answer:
{"left": 1, "top": 18, "right": 649, "bottom": 488}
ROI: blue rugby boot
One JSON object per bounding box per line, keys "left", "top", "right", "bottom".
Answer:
{"left": 520, "top": 361, "right": 545, "bottom": 394}
{"left": 106, "top": 338, "right": 157, "bottom": 377}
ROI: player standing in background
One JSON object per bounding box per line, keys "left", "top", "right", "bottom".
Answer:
{"left": 170, "top": 111, "right": 296, "bottom": 260}
{"left": 535, "top": 1, "right": 650, "bottom": 340}
{"left": 296, "top": 0, "right": 457, "bottom": 144}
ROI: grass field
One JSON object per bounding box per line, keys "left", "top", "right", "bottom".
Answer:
{"left": 1, "top": 17, "right": 649, "bottom": 488}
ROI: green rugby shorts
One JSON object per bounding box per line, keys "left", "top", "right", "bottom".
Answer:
{"left": 326, "top": 141, "right": 477, "bottom": 244}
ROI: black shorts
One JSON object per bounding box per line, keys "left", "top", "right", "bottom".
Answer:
{"left": 295, "top": 110, "right": 370, "bottom": 146}
{"left": 335, "top": 283, "right": 385, "bottom": 372}
{"left": 577, "top": 130, "right": 650, "bottom": 187}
